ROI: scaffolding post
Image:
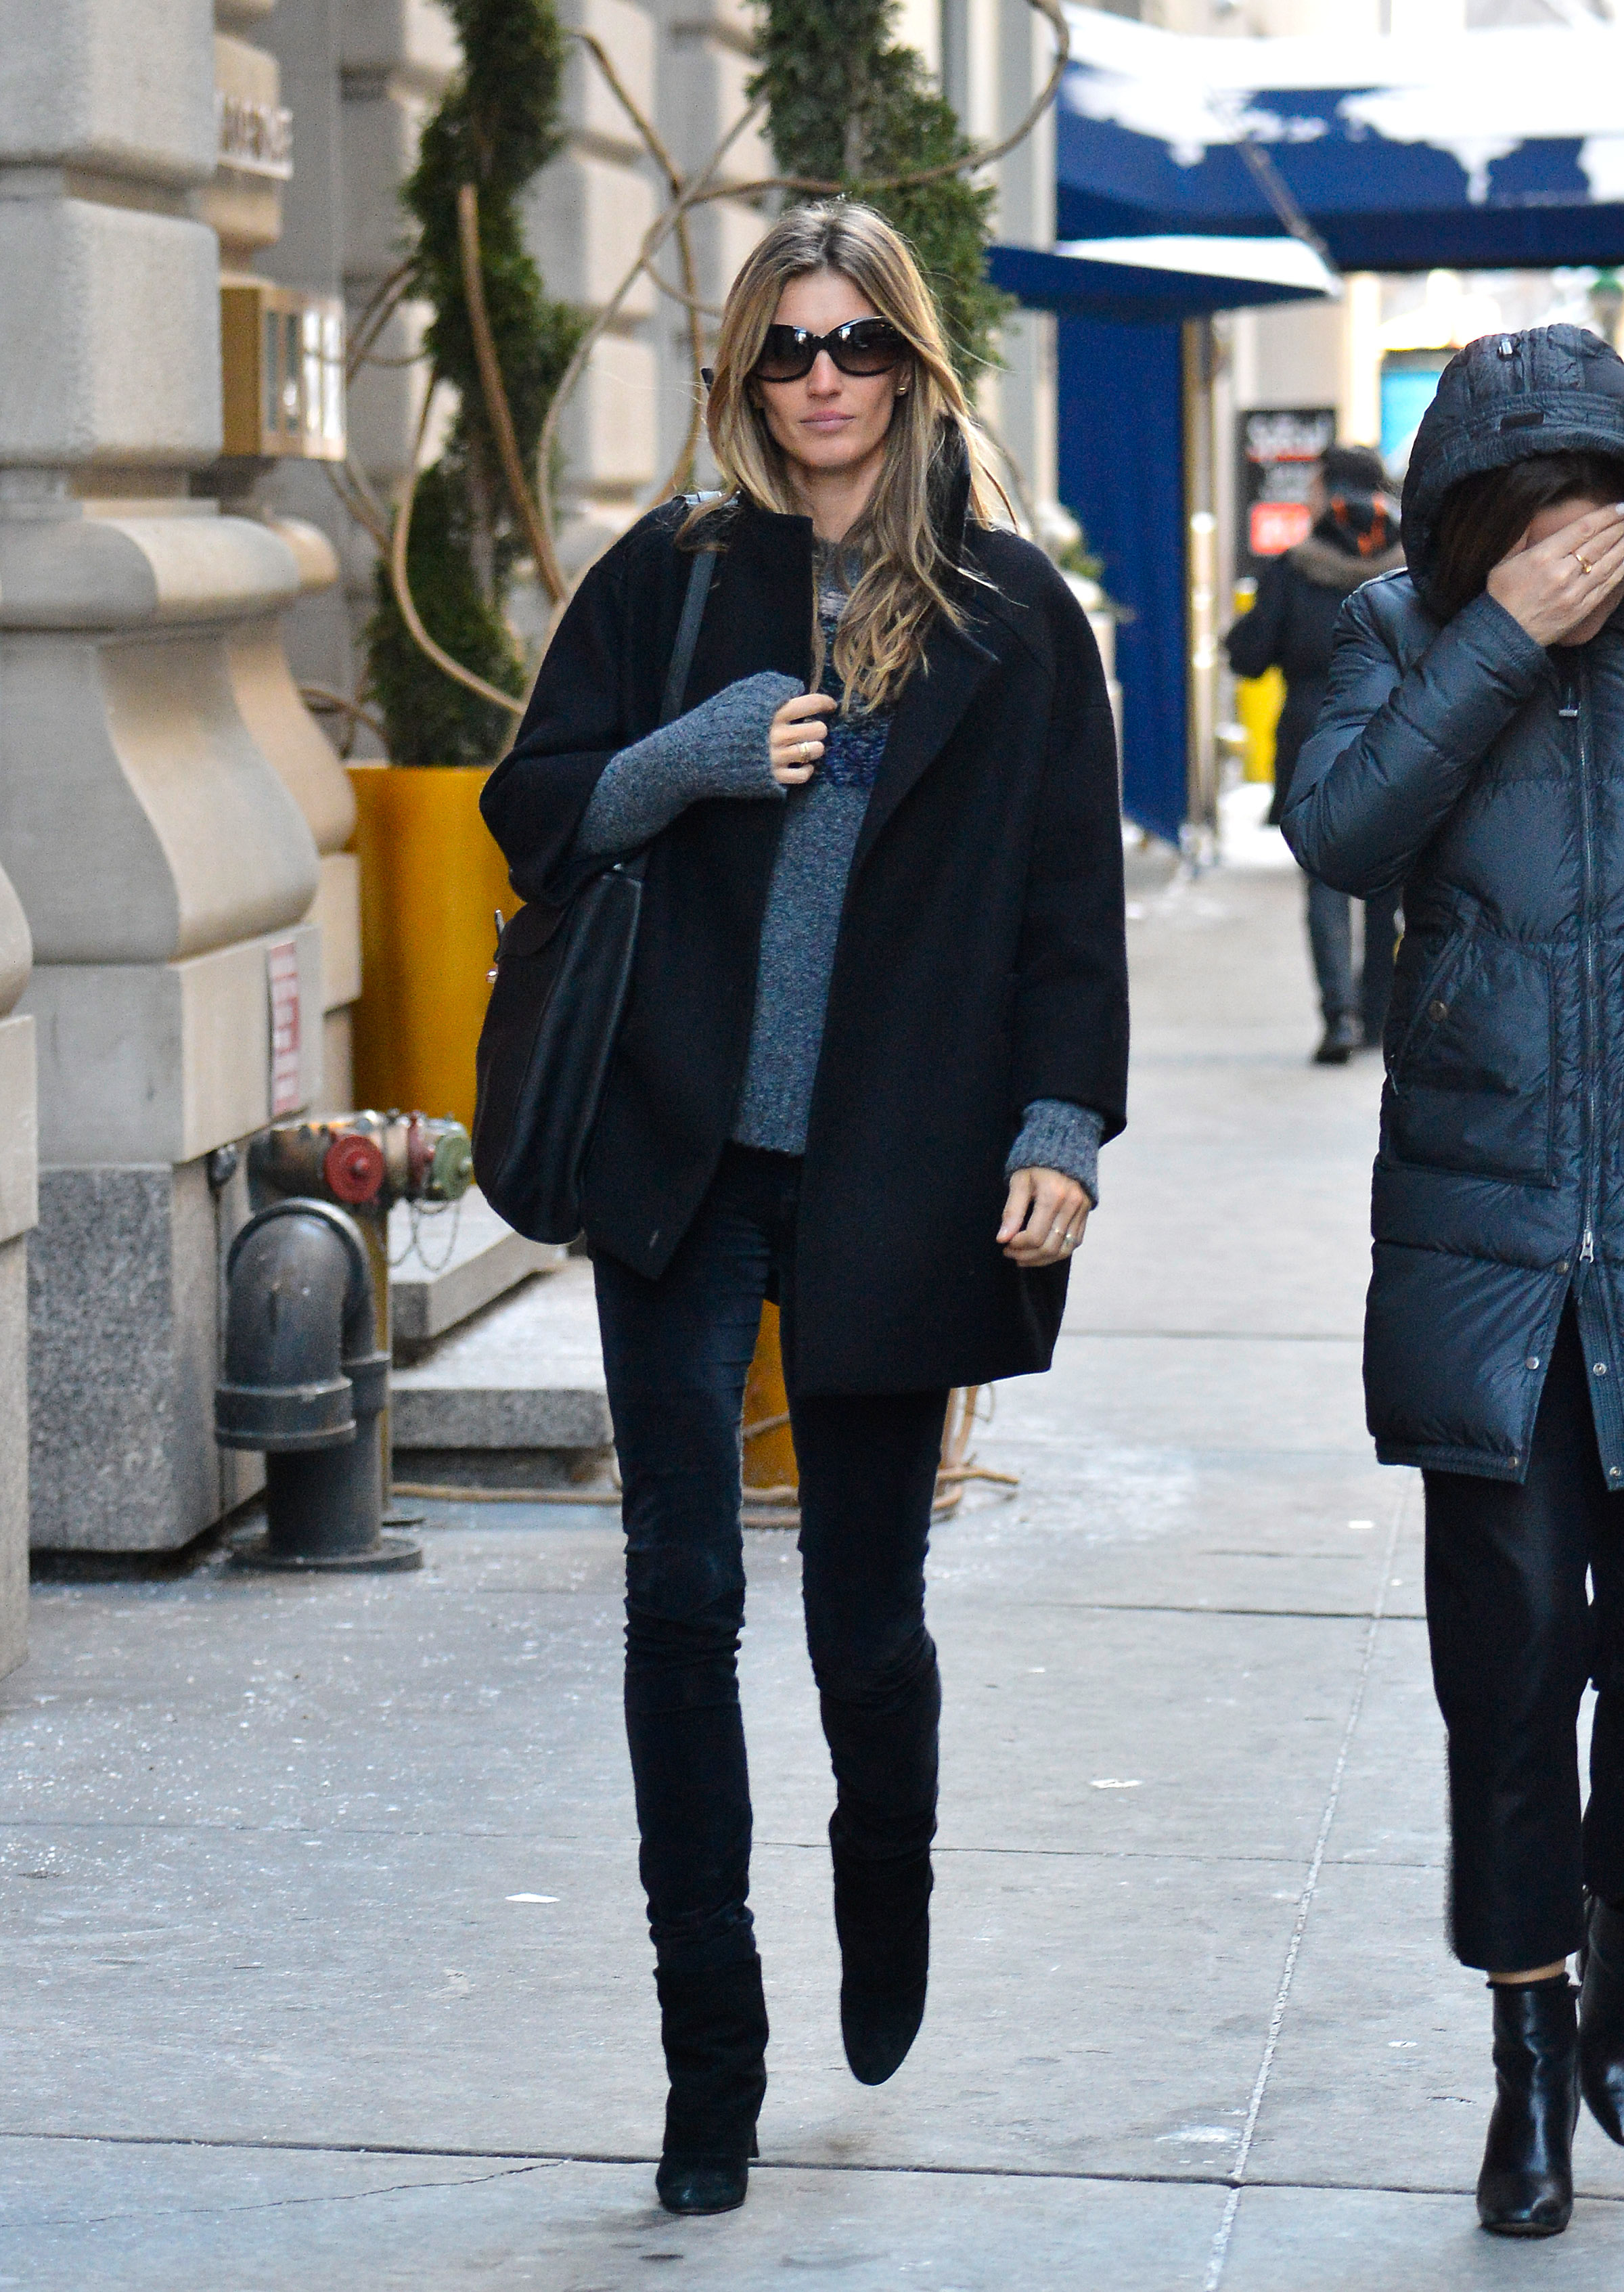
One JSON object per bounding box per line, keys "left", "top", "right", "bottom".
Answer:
{"left": 1183, "top": 316, "right": 1220, "bottom": 861}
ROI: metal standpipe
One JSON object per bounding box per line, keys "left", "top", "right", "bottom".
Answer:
{"left": 215, "top": 1197, "right": 422, "bottom": 1573}
{"left": 246, "top": 1110, "right": 474, "bottom": 1523}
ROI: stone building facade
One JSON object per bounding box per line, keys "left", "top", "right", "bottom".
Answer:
{"left": 0, "top": 0, "right": 352, "bottom": 1556}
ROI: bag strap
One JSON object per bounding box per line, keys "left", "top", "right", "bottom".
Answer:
{"left": 658, "top": 491, "right": 723, "bottom": 727}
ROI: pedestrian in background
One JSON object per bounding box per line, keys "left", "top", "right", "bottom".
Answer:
{"left": 482, "top": 204, "right": 1128, "bottom": 2218}
{"left": 1285, "top": 325, "right": 1624, "bottom": 2240}
{"left": 1225, "top": 443, "right": 1405, "bottom": 1064}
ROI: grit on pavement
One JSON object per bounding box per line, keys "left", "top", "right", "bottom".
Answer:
{"left": 8, "top": 834, "right": 1624, "bottom": 2289}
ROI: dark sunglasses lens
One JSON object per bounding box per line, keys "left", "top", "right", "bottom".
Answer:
{"left": 755, "top": 327, "right": 814, "bottom": 381}
{"left": 832, "top": 321, "right": 905, "bottom": 374}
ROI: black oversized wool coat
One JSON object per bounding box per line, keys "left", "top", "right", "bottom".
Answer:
{"left": 480, "top": 478, "right": 1129, "bottom": 1396}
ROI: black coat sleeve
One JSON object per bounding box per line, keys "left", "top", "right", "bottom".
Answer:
{"left": 479, "top": 537, "right": 633, "bottom": 906}
{"left": 1008, "top": 583, "right": 1129, "bottom": 1142}
{"left": 1281, "top": 587, "right": 1548, "bottom": 898}
{"left": 1224, "top": 557, "right": 1289, "bottom": 681}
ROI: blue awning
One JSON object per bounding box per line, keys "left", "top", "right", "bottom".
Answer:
{"left": 1058, "top": 6, "right": 1624, "bottom": 271}
{"left": 988, "top": 234, "right": 1338, "bottom": 324}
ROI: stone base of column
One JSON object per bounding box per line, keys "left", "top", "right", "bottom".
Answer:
{"left": 0, "top": 1006, "right": 37, "bottom": 1672}
{"left": 27, "top": 1159, "right": 264, "bottom": 1554}
{"left": 0, "top": 1232, "right": 27, "bottom": 1674}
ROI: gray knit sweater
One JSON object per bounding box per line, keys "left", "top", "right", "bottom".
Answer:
{"left": 578, "top": 553, "right": 1103, "bottom": 1201}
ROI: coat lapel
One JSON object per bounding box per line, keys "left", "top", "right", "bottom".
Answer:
{"left": 852, "top": 611, "right": 999, "bottom": 870}
{"left": 686, "top": 500, "right": 814, "bottom": 701}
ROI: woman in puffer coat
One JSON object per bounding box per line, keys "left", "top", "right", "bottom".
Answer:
{"left": 1285, "top": 325, "right": 1624, "bottom": 2240}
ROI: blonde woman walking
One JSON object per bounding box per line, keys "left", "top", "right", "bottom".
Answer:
{"left": 482, "top": 203, "right": 1128, "bottom": 2214}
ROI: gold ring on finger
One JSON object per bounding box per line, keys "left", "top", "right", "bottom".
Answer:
{"left": 1575, "top": 551, "right": 1594, "bottom": 575}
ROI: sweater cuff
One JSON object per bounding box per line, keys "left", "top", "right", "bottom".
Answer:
{"left": 1006, "top": 1100, "right": 1104, "bottom": 1205}
{"left": 578, "top": 669, "right": 798, "bottom": 855}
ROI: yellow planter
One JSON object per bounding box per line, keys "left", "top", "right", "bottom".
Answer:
{"left": 742, "top": 1303, "right": 798, "bottom": 1497}
{"left": 346, "top": 763, "right": 511, "bottom": 1130}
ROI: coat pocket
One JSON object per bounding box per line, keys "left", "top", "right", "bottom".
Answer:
{"left": 1386, "top": 930, "right": 1555, "bottom": 1185}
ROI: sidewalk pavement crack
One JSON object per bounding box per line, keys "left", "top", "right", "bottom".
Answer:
{"left": 6, "top": 2132, "right": 1623, "bottom": 2208}
{"left": 16, "top": 2159, "right": 550, "bottom": 2232}
{"left": 1202, "top": 1475, "right": 1412, "bottom": 2292}
{"left": 1040, "top": 1603, "right": 1420, "bottom": 1621}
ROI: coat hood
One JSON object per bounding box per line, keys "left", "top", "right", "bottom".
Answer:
{"left": 1402, "top": 325, "right": 1624, "bottom": 606}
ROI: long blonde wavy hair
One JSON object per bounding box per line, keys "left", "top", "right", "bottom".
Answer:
{"left": 683, "top": 203, "right": 1008, "bottom": 713}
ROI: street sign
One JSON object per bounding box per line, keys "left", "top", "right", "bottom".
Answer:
{"left": 1236, "top": 407, "right": 1335, "bottom": 585}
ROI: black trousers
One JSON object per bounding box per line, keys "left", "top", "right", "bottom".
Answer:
{"left": 593, "top": 1144, "right": 949, "bottom": 1976}
{"left": 1303, "top": 871, "right": 1400, "bottom": 1037}
{"left": 1424, "top": 1303, "right": 1624, "bottom": 1971}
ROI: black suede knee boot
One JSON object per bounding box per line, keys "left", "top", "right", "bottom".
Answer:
{"left": 653, "top": 1956, "right": 768, "bottom": 2216}
{"left": 1476, "top": 1975, "right": 1579, "bottom": 2237}
{"left": 830, "top": 1812, "right": 932, "bottom": 2087}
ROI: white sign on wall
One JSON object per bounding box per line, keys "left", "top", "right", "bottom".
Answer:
{"left": 267, "top": 940, "right": 302, "bottom": 1117}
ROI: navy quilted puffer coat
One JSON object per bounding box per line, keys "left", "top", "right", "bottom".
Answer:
{"left": 1284, "top": 325, "right": 1624, "bottom": 1485}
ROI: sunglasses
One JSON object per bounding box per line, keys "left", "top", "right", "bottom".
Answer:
{"left": 752, "top": 319, "right": 909, "bottom": 384}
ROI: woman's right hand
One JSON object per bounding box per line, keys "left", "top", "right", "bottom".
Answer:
{"left": 769, "top": 691, "right": 837, "bottom": 786}
{"left": 1487, "top": 501, "right": 1624, "bottom": 645}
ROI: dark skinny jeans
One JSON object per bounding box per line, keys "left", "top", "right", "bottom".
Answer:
{"left": 593, "top": 1144, "right": 948, "bottom": 1976}
{"left": 1425, "top": 1303, "right": 1624, "bottom": 1971}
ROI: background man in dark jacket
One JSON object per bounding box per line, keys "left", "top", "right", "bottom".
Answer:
{"left": 1225, "top": 443, "right": 1406, "bottom": 1064}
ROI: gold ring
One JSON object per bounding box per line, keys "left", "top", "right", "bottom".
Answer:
{"left": 1575, "top": 551, "right": 1594, "bottom": 575}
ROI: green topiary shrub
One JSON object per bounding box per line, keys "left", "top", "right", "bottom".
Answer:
{"left": 751, "top": 0, "right": 1014, "bottom": 384}
{"left": 366, "top": 0, "right": 587, "bottom": 765}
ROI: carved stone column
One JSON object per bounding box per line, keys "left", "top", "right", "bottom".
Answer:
{"left": 0, "top": 0, "right": 329, "bottom": 1550}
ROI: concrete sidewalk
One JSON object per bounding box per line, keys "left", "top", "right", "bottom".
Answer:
{"left": 7, "top": 847, "right": 1624, "bottom": 2287}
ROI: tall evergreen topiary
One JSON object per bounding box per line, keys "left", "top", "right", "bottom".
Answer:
{"left": 367, "top": 0, "right": 586, "bottom": 765}
{"left": 751, "top": 0, "right": 1013, "bottom": 384}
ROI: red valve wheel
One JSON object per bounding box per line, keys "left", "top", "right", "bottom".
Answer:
{"left": 322, "top": 1132, "right": 386, "bottom": 1206}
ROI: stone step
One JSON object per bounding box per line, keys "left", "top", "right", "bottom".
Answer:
{"left": 388, "top": 1188, "right": 566, "bottom": 1363}
{"left": 390, "top": 1257, "right": 613, "bottom": 1478}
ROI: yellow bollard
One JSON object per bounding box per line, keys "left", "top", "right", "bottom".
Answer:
{"left": 1230, "top": 579, "right": 1284, "bottom": 787}
{"left": 1235, "top": 665, "right": 1285, "bottom": 784}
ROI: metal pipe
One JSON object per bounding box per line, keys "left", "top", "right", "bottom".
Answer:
{"left": 246, "top": 1111, "right": 472, "bottom": 1517}
{"left": 215, "top": 1198, "right": 420, "bottom": 1572}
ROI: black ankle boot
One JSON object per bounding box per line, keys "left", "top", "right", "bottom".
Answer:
{"left": 652, "top": 1956, "right": 768, "bottom": 2216}
{"left": 1580, "top": 1894, "right": 1624, "bottom": 2144}
{"left": 1476, "top": 1977, "right": 1578, "bottom": 2237}
{"left": 830, "top": 1814, "right": 932, "bottom": 2087}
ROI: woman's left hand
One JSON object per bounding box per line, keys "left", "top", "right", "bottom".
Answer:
{"left": 998, "top": 1167, "right": 1090, "bottom": 1265}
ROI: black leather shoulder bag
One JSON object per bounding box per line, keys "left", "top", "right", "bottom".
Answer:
{"left": 472, "top": 514, "right": 719, "bottom": 1242}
